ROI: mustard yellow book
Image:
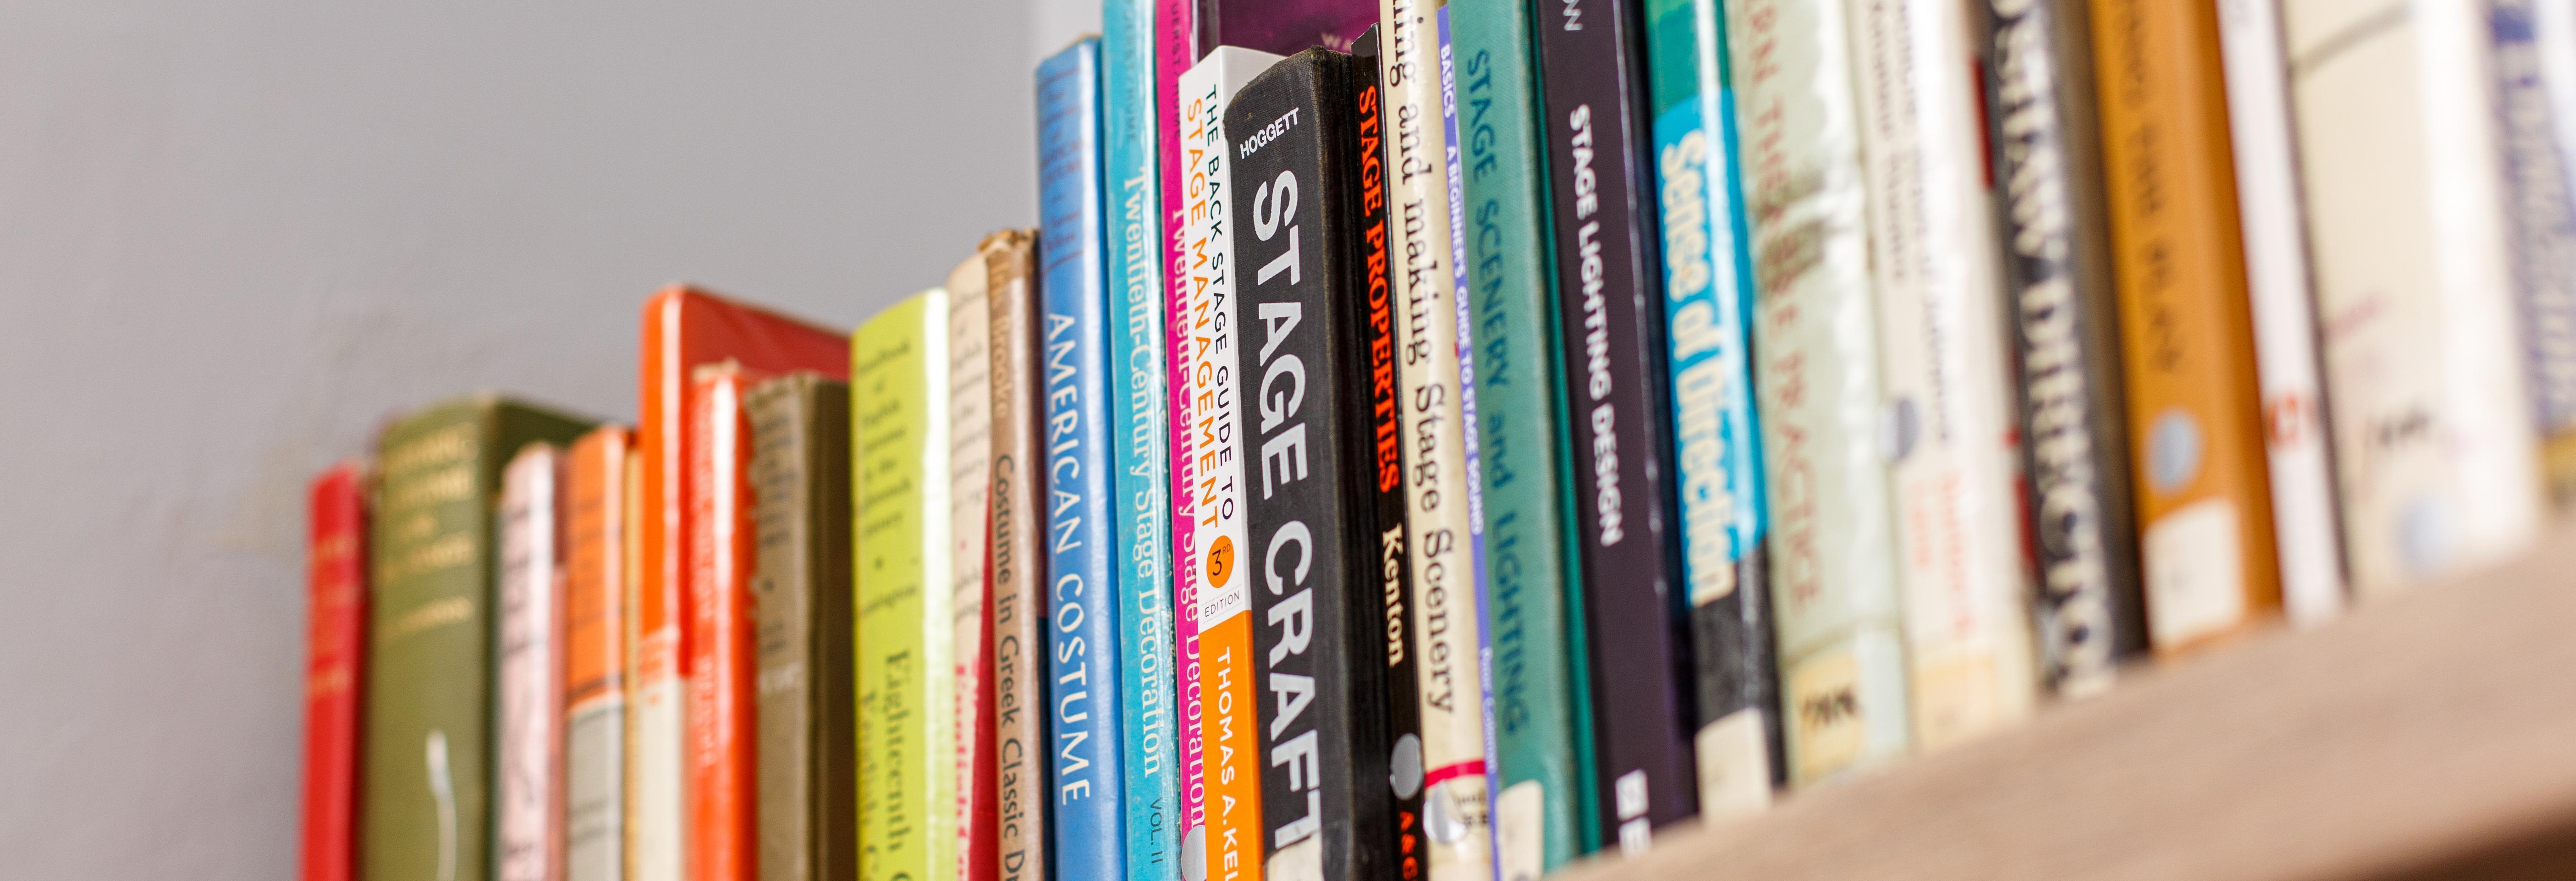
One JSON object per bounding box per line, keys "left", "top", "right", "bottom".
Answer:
{"left": 852, "top": 290, "right": 955, "bottom": 881}
{"left": 2087, "top": 0, "right": 2282, "bottom": 654}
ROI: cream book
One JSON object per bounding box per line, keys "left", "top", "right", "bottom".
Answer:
{"left": 1844, "top": 0, "right": 2041, "bottom": 751}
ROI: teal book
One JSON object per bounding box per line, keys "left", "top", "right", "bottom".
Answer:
{"left": 1103, "top": 2, "right": 1181, "bottom": 880}
{"left": 1449, "top": 0, "right": 1596, "bottom": 871}
{"left": 1640, "top": 0, "right": 1782, "bottom": 818}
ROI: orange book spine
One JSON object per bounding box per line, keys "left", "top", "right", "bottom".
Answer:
{"left": 1198, "top": 613, "right": 1263, "bottom": 881}
{"left": 566, "top": 427, "right": 631, "bottom": 881}
{"left": 2087, "top": 0, "right": 2282, "bottom": 652}
{"left": 688, "top": 367, "right": 759, "bottom": 881}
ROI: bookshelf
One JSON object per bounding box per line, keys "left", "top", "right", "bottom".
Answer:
{"left": 1561, "top": 527, "right": 2576, "bottom": 881}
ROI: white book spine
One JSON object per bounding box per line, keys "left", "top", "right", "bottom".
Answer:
{"left": 500, "top": 447, "right": 567, "bottom": 881}
{"left": 1379, "top": 0, "right": 1493, "bottom": 874}
{"left": 2285, "top": 0, "right": 2543, "bottom": 595}
{"left": 2215, "top": 0, "right": 2347, "bottom": 624}
{"left": 1175, "top": 46, "right": 1282, "bottom": 656}
{"left": 1728, "top": 0, "right": 1912, "bottom": 786}
{"left": 1843, "top": 0, "right": 2037, "bottom": 751}
{"left": 946, "top": 262, "right": 996, "bottom": 876}
{"left": 2417, "top": 0, "right": 2544, "bottom": 572}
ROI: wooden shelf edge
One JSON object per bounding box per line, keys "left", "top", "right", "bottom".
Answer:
{"left": 1561, "top": 526, "right": 2576, "bottom": 881}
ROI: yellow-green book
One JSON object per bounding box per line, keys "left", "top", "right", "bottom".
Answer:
{"left": 852, "top": 290, "right": 955, "bottom": 881}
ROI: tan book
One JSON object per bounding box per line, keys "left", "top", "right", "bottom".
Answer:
{"left": 747, "top": 374, "right": 855, "bottom": 881}
{"left": 981, "top": 229, "right": 1048, "bottom": 881}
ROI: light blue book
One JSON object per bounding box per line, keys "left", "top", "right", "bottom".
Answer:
{"left": 1038, "top": 36, "right": 1129, "bottom": 881}
{"left": 1101, "top": 2, "right": 1182, "bottom": 879}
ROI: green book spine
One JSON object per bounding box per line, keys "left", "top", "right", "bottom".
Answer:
{"left": 363, "top": 394, "right": 593, "bottom": 881}
{"left": 852, "top": 292, "right": 955, "bottom": 881}
{"left": 749, "top": 374, "right": 857, "bottom": 881}
{"left": 1450, "top": 0, "right": 1597, "bottom": 869}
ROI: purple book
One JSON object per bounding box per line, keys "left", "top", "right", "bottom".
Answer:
{"left": 1196, "top": 0, "right": 1376, "bottom": 54}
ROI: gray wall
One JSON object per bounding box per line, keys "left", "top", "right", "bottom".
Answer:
{"left": 0, "top": 2, "right": 1040, "bottom": 876}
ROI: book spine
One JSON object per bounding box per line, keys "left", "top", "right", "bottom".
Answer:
{"left": 1640, "top": 0, "right": 1783, "bottom": 814}
{"left": 748, "top": 377, "right": 814, "bottom": 881}
{"left": 805, "top": 385, "right": 859, "bottom": 881}
{"left": 2087, "top": 0, "right": 2284, "bottom": 650}
{"left": 1532, "top": 0, "right": 1699, "bottom": 849}
{"left": 986, "top": 231, "right": 1053, "bottom": 881}
{"left": 566, "top": 429, "right": 630, "bottom": 881}
{"left": 1450, "top": 0, "right": 1598, "bottom": 868}
{"left": 368, "top": 397, "right": 593, "bottom": 881}
{"left": 687, "top": 371, "right": 757, "bottom": 881}
{"left": 1726, "top": 0, "right": 1914, "bottom": 786}
{"left": 1040, "top": 38, "right": 1134, "bottom": 881}
{"left": 854, "top": 292, "right": 958, "bottom": 881}
{"left": 1844, "top": 0, "right": 2042, "bottom": 749}
{"left": 304, "top": 463, "right": 368, "bottom": 881}
{"left": 1227, "top": 44, "right": 1406, "bottom": 881}
{"left": 1153, "top": 0, "right": 1208, "bottom": 866}
{"left": 748, "top": 377, "right": 860, "bottom": 881}
{"left": 499, "top": 445, "right": 569, "bottom": 881}
{"left": 1350, "top": 32, "right": 1433, "bottom": 881}
{"left": 2493, "top": 0, "right": 2576, "bottom": 511}
{"left": 1981, "top": 0, "right": 2149, "bottom": 697}
{"left": 2213, "top": 0, "right": 2346, "bottom": 625}
{"left": 1173, "top": 48, "right": 1285, "bottom": 881}
{"left": 368, "top": 407, "right": 500, "bottom": 881}
{"left": 621, "top": 443, "right": 653, "bottom": 881}
{"left": 1379, "top": 1, "right": 1498, "bottom": 876}
{"left": 2419, "top": 0, "right": 2547, "bottom": 572}
{"left": 635, "top": 302, "right": 688, "bottom": 881}
{"left": 501, "top": 444, "right": 571, "bottom": 881}
{"left": 945, "top": 257, "right": 1000, "bottom": 881}
{"left": 1434, "top": 11, "right": 1508, "bottom": 875}
{"left": 1105, "top": 2, "right": 1185, "bottom": 878}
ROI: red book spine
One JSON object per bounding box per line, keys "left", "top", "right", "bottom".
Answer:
{"left": 688, "top": 367, "right": 758, "bottom": 881}
{"left": 302, "top": 462, "right": 368, "bottom": 881}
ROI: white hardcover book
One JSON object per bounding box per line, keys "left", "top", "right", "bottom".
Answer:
{"left": 1843, "top": 0, "right": 2037, "bottom": 750}
{"left": 628, "top": 642, "right": 683, "bottom": 881}
{"left": 945, "top": 255, "right": 995, "bottom": 876}
{"left": 2215, "top": 0, "right": 2347, "bottom": 624}
{"left": 2284, "top": 0, "right": 2543, "bottom": 596}
{"left": 499, "top": 446, "right": 567, "bottom": 881}
{"left": 1377, "top": 0, "right": 1493, "bottom": 873}
{"left": 1174, "top": 45, "right": 1282, "bottom": 677}
{"left": 1728, "top": 0, "right": 1912, "bottom": 786}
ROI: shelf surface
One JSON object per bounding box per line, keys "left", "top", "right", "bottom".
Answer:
{"left": 1561, "top": 527, "right": 2576, "bottom": 881}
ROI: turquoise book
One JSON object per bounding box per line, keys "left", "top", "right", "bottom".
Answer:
{"left": 1450, "top": 0, "right": 1596, "bottom": 872}
{"left": 1641, "top": 0, "right": 1783, "bottom": 818}
{"left": 1037, "top": 37, "right": 1129, "bottom": 881}
{"left": 1102, "top": 1, "right": 1182, "bottom": 879}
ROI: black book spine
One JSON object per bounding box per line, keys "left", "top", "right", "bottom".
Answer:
{"left": 1531, "top": 0, "right": 1696, "bottom": 851}
{"left": 1348, "top": 28, "right": 1430, "bottom": 879}
{"left": 1226, "top": 40, "right": 1406, "bottom": 881}
{"left": 1981, "top": 0, "right": 2147, "bottom": 695}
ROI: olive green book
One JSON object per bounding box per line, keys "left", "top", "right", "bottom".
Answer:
{"left": 362, "top": 394, "right": 593, "bottom": 881}
{"left": 748, "top": 374, "right": 857, "bottom": 881}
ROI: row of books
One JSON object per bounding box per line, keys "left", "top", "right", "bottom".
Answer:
{"left": 300, "top": 0, "right": 2576, "bottom": 880}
